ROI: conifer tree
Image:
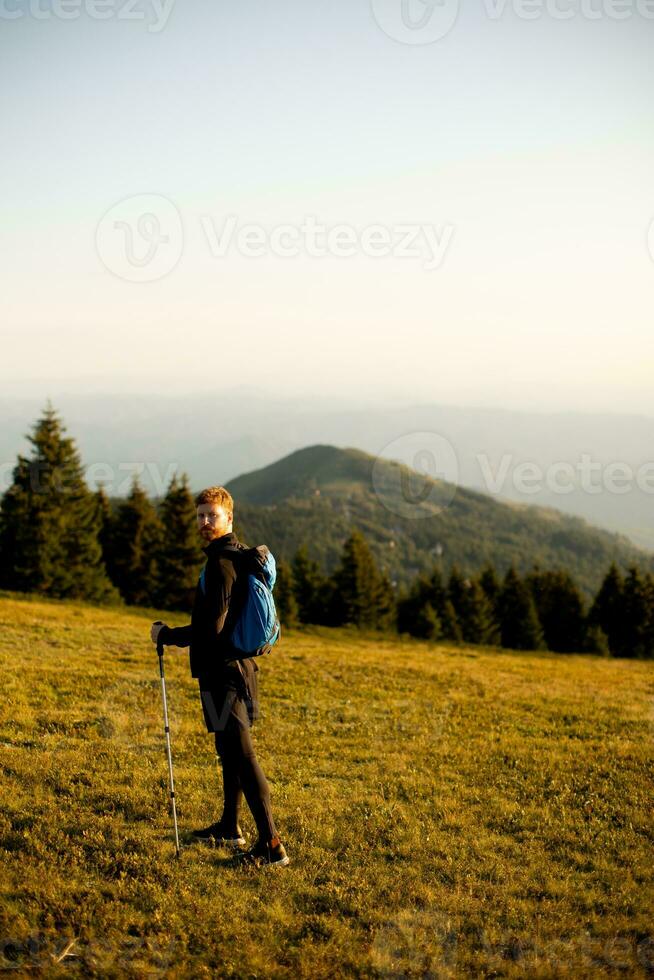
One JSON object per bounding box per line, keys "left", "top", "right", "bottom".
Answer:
{"left": 642, "top": 572, "right": 654, "bottom": 660}
{"left": 94, "top": 485, "right": 114, "bottom": 576}
{"left": 479, "top": 564, "right": 502, "bottom": 617}
{"left": 292, "top": 545, "right": 329, "bottom": 624}
{"left": 412, "top": 600, "right": 442, "bottom": 641}
{"left": 588, "top": 563, "right": 625, "bottom": 655}
{"left": 274, "top": 559, "right": 299, "bottom": 628}
{"left": 330, "top": 530, "right": 395, "bottom": 629}
{"left": 448, "top": 567, "right": 499, "bottom": 646}
{"left": 527, "top": 569, "right": 586, "bottom": 652}
{"left": 110, "top": 477, "right": 163, "bottom": 606}
{"left": 397, "top": 575, "right": 431, "bottom": 637}
{"left": 581, "top": 622, "right": 610, "bottom": 655}
{"left": 498, "top": 567, "right": 545, "bottom": 651}
{"left": 0, "top": 405, "right": 117, "bottom": 602}
{"left": 616, "top": 567, "right": 654, "bottom": 659}
{"left": 398, "top": 567, "right": 462, "bottom": 641}
{"left": 440, "top": 596, "right": 463, "bottom": 643}
{"left": 155, "top": 473, "right": 203, "bottom": 611}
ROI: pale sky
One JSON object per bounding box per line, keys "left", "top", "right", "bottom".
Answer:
{"left": 1, "top": 0, "right": 653, "bottom": 414}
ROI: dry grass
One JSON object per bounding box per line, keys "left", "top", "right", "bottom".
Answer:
{"left": 0, "top": 590, "right": 652, "bottom": 978}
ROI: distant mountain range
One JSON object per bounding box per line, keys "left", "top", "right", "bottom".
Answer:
{"left": 1, "top": 391, "right": 652, "bottom": 555}
{"left": 228, "top": 444, "right": 654, "bottom": 599}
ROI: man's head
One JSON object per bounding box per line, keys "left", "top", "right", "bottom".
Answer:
{"left": 195, "top": 486, "right": 234, "bottom": 543}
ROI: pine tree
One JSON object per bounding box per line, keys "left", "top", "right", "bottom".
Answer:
{"left": 155, "top": 473, "right": 204, "bottom": 612}
{"left": 616, "top": 567, "right": 654, "bottom": 659}
{"left": 527, "top": 569, "right": 587, "bottom": 653}
{"left": 397, "top": 575, "right": 432, "bottom": 637}
{"left": 581, "top": 622, "right": 610, "bottom": 655}
{"left": 330, "top": 530, "right": 395, "bottom": 629}
{"left": 412, "top": 600, "right": 442, "bottom": 641}
{"left": 448, "top": 567, "right": 499, "bottom": 646}
{"left": 94, "top": 485, "right": 114, "bottom": 576}
{"left": 0, "top": 405, "right": 117, "bottom": 602}
{"left": 642, "top": 573, "right": 654, "bottom": 660}
{"left": 498, "top": 567, "right": 545, "bottom": 651}
{"left": 110, "top": 478, "right": 163, "bottom": 606}
{"left": 479, "top": 564, "right": 502, "bottom": 618}
{"left": 398, "top": 567, "right": 462, "bottom": 642}
{"left": 588, "top": 563, "right": 625, "bottom": 655}
{"left": 292, "top": 546, "right": 329, "bottom": 624}
{"left": 440, "top": 597, "right": 463, "bottom": 643}
{"left": 274, "top": 559, "right": 299, "bottom": 628}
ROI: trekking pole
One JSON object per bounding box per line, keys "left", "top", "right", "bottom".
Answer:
{"left": 154, "top": 623, "right": 180, "bottom": 859}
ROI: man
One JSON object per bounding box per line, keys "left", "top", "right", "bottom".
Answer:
{"left": 150, "top": 485, "right": 289, "bottom": 868}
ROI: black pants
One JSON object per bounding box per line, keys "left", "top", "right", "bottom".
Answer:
{"left": 199, "top": 685, "right": 277, "bottom": 844}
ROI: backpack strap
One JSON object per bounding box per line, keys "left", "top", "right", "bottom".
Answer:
{"left": 215, "top": 546, "right": 251, "bottom": 658}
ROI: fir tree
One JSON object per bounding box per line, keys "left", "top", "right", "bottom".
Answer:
{"left": 588, "top": 563, "right": 625, "bottom": 655}
{"left": 292, "top": 545, "right": 329, "bottom": 624}
{"left": 498, "top": 567, "right": 545, "bottom": 651}
{"left": 527, "top": 569, "right": 586, "bottom": 653}
{"left": 155, "top": 473, "right": 204, "bottom": 612}
{"left": 330, "top": 530, "right": 395, "bottom": 629}
{"left": 479, "top": 564, "right": 502, "bottom": 618}
{"left": 616, "top": 567, "right": 654, "bottom": 659}
{"left": 110, "top": 477, "right": 163, "bottom": 606}
{"left": 448, "top": 567, "right": 498, "bottom": 645}
{"left": 398, "top": 567, "right": 462, "bottom": 642}
{"left": 412, "top": 600, "right": 442, "bottom": 641}
{"left": 581, "top": 622, "right": 610, "bottom": 655}
{"left": 0, "top": 405, "right": 117, "bottom": 602}
{"left": 274, "top": 559, "right": 299, "bottom": 628}
{"left": 94, "top": 485, "right": 114, "bottom": 576}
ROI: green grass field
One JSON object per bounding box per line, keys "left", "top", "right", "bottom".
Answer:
{"left": 0, "top": 592, "right": 652, "bottom": 978}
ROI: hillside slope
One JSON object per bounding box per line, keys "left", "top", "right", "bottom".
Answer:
{"left": 227, "top": 445, "right": 654, "bottom": 595}
{"left": 0, "top": 593, "right": 652, "bottom": 978}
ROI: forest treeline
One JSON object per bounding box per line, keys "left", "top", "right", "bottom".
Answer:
{"left": 1, "top": 407, "right": 652, "bottom": 658}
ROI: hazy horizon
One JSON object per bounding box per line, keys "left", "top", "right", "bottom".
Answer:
{"left": 2, "top": 378, "right": 654, "bottom": 421}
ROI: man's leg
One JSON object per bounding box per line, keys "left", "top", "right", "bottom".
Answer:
{"left": 213, "top": 695, "right": 278, "bottom": 844}
{"left": 214, "top": 730, "right": 243, "bottom": 831}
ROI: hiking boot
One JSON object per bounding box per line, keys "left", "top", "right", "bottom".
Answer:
{"left": 239, "top": 835, "right": 290, "bottom": 868}
{"left": 191, "top": 821, "right": 246, "bottom": 846}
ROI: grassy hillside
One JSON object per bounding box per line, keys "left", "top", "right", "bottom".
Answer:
{"left": 227, "top": 445, "right": 654, "bottom": 597}
{"left": 0, "top": 592, "right": 652, "bottom": 978}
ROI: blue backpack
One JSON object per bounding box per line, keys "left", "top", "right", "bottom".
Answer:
{"left": 199, "top": 545, "right": 280, "bottom": 658}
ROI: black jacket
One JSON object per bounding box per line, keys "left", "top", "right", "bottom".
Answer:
{"left": 160, "top": 531, "right": 259, "bottom": 702}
